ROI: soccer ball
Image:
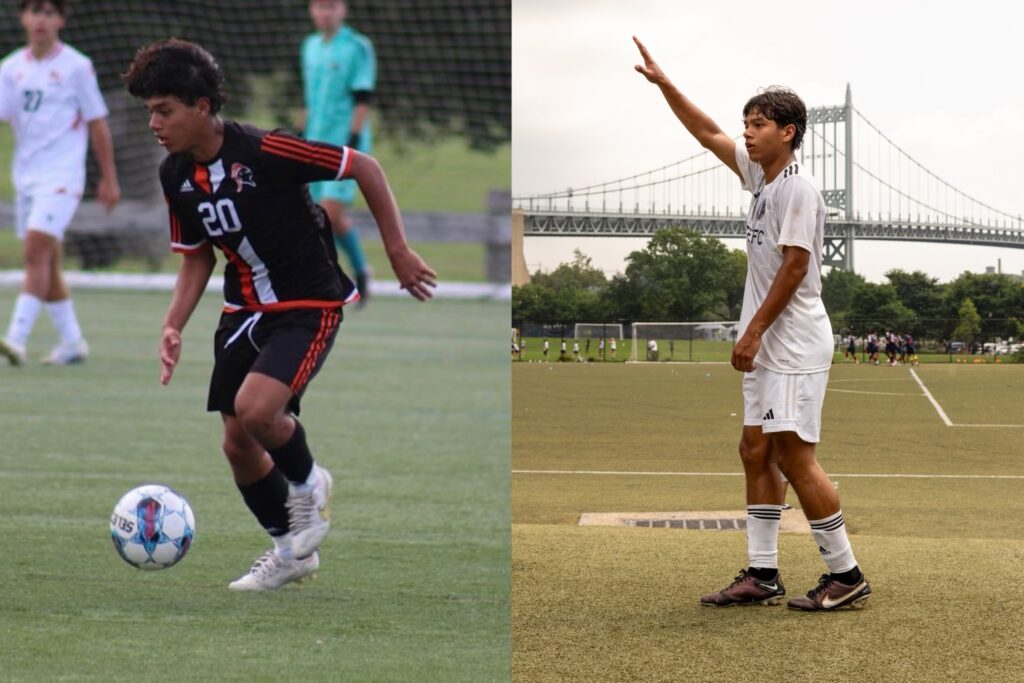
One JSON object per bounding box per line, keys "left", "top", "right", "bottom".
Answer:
{"left": 110, "top": 484, "right": 196, "bottom": 570}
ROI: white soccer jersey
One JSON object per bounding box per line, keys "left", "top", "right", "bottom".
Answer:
{"left": 0, "top": 43, "right": 108, "bottom": 194}
{"left": 735, "top": 145, "right": 833, "bottom": 374}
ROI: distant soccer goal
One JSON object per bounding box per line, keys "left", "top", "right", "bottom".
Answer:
{"left": 573, "top": 323, "right": 624, "bottom": 340}
{"left": 630, "top": 322, "right": 739, "bottom": 362}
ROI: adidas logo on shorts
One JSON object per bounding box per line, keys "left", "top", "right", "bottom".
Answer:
{"left": 762, "top": 409, "right": 775, "bottom": 421}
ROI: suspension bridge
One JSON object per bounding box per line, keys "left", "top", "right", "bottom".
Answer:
{"left": 512, "top": 85, "right": 1024, "bottom": 273}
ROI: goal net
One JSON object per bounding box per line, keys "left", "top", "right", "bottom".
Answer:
{"left": 573, "top": 323, "right": 624, "bottom": 340}
{"left": 631, "top": 322, "right": 740, "bottom": 362}
{"left": 0, "top": 1, "right": 510, "bottom": 271}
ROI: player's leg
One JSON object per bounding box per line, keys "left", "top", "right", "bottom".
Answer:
{"left": 0, "top": 223, "right": 57, "bottom": 364}
{"left": 42, "top": 241, "right": 89, "bottom": 365}
{"left": 235, "top": 307, "right": 342, "bottom": 558}
{"left": 762, "top": 370, "right": 871, "bottom": 611}
{"left": 320, "top": 187, "right": 371, "bottom": 305}
{"left": 701, "top": 371, "right": 787, "bottom": 607}
{"left": 222, "top": 413, "right": 319, "bottom": 591}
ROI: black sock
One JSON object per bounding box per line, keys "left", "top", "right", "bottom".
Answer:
{"left": 748, "top": 566, "right": 778, "bottom": 581}
{"left": 237, "top": 468, "right": 290, "bottom": 536}
{"left": 267, "top": 419, "right": 315, "bottom": 485}
{"left": 831, "top": 566, "right": 863, "bottom": 585}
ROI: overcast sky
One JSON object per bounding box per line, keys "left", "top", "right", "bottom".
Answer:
{"left": 513, "top": 0, "right": 1024, "bottom": 283}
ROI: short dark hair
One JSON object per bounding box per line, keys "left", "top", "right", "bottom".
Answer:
{"left": 121, "top": 38, "right": 226, "bottom": 114}
{"left": 19, "top": 0, "right": 66, "bottom": 15}
{"left": 742, "top": 86, "right": 806, "bottom": 151}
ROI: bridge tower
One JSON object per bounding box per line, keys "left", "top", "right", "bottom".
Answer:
{"left": 805, "top": 83, "right": 855, "bottom": 271}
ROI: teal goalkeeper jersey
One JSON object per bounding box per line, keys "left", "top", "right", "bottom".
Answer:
{"left": 301, "top": 26, "right": 376, "bottom": 146}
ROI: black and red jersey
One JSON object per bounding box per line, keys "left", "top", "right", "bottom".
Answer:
{"left": 160, "top": 121, "right": 359, "bottom": 312}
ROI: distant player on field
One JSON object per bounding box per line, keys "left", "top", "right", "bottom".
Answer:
{"left": 123, "top": 38, "right": 435, "bottom": 591}
{"left": 300, "top": 0, "right": 376, "bottom": 305}
{"left": 542, "top": 337, "right": 549, "bottom": 360}
{"left": 635, "top": 37, "right": 870, "bottom": 610}
{"left": 0, "top": 0, "right": 120, "bottom": 366}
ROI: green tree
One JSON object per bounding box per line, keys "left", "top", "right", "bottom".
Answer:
{"left": 847, "top": 281, "right": 915, "bottom": 333}
{"left": 821, "top": 268, "right": 868, "bottom": 331}
{"left": 530, "top": 249, "right": 607, "bottom": 292}
{"left": 884, "top": 269, "right": 944, "bottom": 337}
{"left": 952, "top": 298, "right": 982, "bottom": 349}
{"left": 612, "top": 227, "right": 740, "bottom": 321}
{"left": 943, "top": 273, "right": 1022, "bottom": 340}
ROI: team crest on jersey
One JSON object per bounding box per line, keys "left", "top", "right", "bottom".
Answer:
{"left": 231, "top": 163, "right": 256, "bottom": 192}
{"left": 756, "top": 199, "right": 767, "bottom": 220}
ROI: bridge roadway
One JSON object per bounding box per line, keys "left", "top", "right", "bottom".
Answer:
{"left": 521, "top": 210, "right": 1024, "bottom": 249}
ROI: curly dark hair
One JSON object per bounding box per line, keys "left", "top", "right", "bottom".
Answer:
{"left": 19, "top": 1, "right": 66, "bottom": 14}
{"left": 742, "top": 86, "right": 806, "bottom": 151}
{"left": 121, "top": 38, "right": 226, "bottom": 114}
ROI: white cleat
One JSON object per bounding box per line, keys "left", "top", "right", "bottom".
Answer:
{"left": 288, "top": 465, "right": 333, "bottom": 559}
{"left": 0, "top": 338, "right": 27, "bottom": 366}
{"left": 42, "top": 338, "right": 89, "bottom": 365}
{"left": 228, "top": 549, "right": 319, "bottom": 591}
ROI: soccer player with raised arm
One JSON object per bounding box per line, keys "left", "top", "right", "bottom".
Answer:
{"left": 0, "top": 0, "right": 120, "bottom": 366}
{"left": 634, "top": 37, "right": 871, "bottom": 611}
{"left": 122, "top": 39, "right": 435, "bottom": 591}
{"left": 300, "top": 0, "right": 376, "bottom": 304}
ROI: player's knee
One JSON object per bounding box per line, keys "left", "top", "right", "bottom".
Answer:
{"left": 738, "top": 436, "right": 769, "bottom": 468}
{"left": 236, "top": 406, "right": 275, "bottom": 441}
{"left": 221, "top": 435, "right": 253, "bottom": 466}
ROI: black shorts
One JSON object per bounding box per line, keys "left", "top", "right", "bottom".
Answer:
{"left": 208, "top": 307, "right": 342, "bottom": 416}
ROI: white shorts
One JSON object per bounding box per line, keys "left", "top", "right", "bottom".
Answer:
{"left": 15, "top": 190, "right": 82, "bottom": 241}
{"left": 742, "top": 367, "right": 829, "bottom": 443}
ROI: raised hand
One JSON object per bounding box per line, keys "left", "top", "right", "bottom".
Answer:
{"left": 633, "top": 36, "right": 667, "bottom": 85}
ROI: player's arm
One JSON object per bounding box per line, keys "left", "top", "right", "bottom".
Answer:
{"left": 347, "top": 151, "right": 436, "bottom": 301}
{"left": 632, "top": 36, "right": 740, "bottom": 178}
{"left": 160, "top": 244, "right": 216, "bottom": 385}
{"left": 731, "top": 245, "right": 809, "bottom": 373}
{"left": 88, "top": 118, "right": 121, "bottom": 212}
{"left": 348, "top": 37, "right": 376, "bottom": 148}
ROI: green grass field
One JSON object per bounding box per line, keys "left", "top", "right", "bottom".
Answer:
{"left": 512, "top": 362, "right": 1024, "bottom": 682}
{"left": 516, "top": 336, "right": 1012, "bottom": 365}
{"left": 0, "top": 229, "right": 488, "bottom": 282}
{"left": 0, "top": 290, "right": 510, "bottom": 682}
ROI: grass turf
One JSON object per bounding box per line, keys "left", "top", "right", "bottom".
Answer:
{"left": 512, "top": 362, "right": 1024, "bottom": 682}
{"left": 0, "top": 290, "right": 510, "bottom": 682}
{"left": 0, "top": 229, "right": 488, "bottom": 283}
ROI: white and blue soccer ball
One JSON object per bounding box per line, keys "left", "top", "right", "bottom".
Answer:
{"left": 110, "top": 484, "right": 195, "bottom": 570}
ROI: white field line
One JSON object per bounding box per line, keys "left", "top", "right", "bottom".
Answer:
{"left": 908, "top": 368, "right": 954, "bottom": 426}
{"left": 826, "top": 388, "right": 921, "bottom": 396}
{"left": 512, "top": 469, "right": 1024, "bottom": 480}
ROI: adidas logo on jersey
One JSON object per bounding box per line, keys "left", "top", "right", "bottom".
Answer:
{"left": 180, "top": 179, "right": 194, "bottom": 192}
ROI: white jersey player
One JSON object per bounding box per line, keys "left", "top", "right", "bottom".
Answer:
{"left": 635, "top": 36, "right": 869, "bottom": 611}
{"left": 0, "top": 1, "right": 120, "bottom": 366}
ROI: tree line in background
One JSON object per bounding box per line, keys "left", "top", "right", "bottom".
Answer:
{"left": 513, "top": 227, "right": 1024, "bottom": 347}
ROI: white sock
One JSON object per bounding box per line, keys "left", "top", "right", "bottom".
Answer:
{"left": 46, "top": 299, "right": 83, "bottom": 345}
{"left": 273, "top": 532, "right": 293, "bottom": 560}
{"left": 747, "top": 504, "right": 783, "bottom": 569}
{"left": 6, "top": 292, "right": 43, "bottom": 346}
{"left": 809, "top": 510, "right": 857, "bottom": 574}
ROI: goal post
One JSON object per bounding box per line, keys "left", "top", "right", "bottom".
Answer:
{"left": 630, "top": 322, "right": 739, "bottom": 362}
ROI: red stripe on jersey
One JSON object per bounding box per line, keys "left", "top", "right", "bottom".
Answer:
{"left": 194, "top": 163, "right": 213, "bottom": 194}
{"left": 261, "top": 138, "right": 342, "bottom": 171}
{"left": 219, "top": 243, "right": 259, "bottom": 308}
{"left": 261, "top": 135, "right": 342, "bottom": 171}
{"left": 290, "top": 309, "right": 339, "bottom": 393}
{"left": 221, "top": 299, "right": 346, "bottom": 313}
{"left": 262, "top": 134, "right": 342, "bottom": 166}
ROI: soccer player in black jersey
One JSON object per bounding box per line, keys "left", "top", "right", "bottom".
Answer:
{"left": 122, "top": 39, "right": 436, "bottom": 590}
